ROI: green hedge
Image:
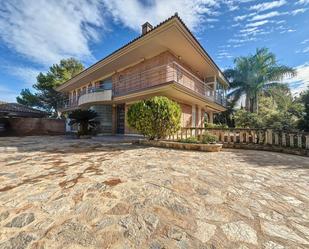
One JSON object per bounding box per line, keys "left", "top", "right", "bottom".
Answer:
{"left": 127, "top": 96, "right": 181, "bottom": 139}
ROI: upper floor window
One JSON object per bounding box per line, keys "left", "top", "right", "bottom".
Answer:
{"left": 98, "top": 77, "right": 112, "bottom": 90}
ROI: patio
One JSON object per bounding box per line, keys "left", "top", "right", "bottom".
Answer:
{"left": 0, "top": 136, "right": 308, "bottom": 248}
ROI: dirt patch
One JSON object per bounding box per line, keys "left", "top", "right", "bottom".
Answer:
{"left": 103, "top": 178, "right": 122, "bottom": 187}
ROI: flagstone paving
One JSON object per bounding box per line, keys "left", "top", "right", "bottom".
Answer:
{"left": 0, "top": 136, "right": 308, "bottom": 249}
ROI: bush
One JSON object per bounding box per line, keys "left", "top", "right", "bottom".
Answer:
{"left": 178, "top": 137, "right": 198, "bottom": 143}
{"left": 201, "top": 132, "right": 218, "bottom": 144}
{"left": 234, "top": 109, "right": 261, "bottom": 128}
{"left": 178, "top": 132, "right": 218, "bottom": 144}
{"left": 205, "top": 122, "right": 229, "bottom": 129}
{"left": 127, "top": 96, "right": 181, "bottom": 139}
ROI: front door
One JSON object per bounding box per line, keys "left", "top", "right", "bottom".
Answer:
{"left": 116, "top": 104, "right": 125, "bottom": 134}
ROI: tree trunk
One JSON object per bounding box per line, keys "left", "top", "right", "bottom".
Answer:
{"left": 252, "top": 93, "right": 258, "bottom": 113}
{"left": 245, "top": 96, "right": 251, "bottom": 112}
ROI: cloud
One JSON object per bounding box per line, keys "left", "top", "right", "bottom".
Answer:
{"left": 246, "top": 20, "right": 269, "bottom": 27}
{"left": 251, "top": 11, "right": 282, "bottom": 21}
{"left": 0, "top": 0, "right": 106, "bottom": 66}
{"left": 301, "top": 39, "right": 309, "bottom": 44}
{"left": 0, "top": 84, "right": 19, "bottom": 102}
{"left": 7, "top": 67, "right": 41, "bottom": 87}
{"left": 102, "top": 0, "right": 222, "bottom": 32}
{"left": 291, "top": 8, "right": 307, "bottom": 15}
{"left": 234, "top": 13, "right": 255, "bottom": 21}
{"left": 296, "top": 0, "right": 309, "bottom": 5}
{"left": 249, "top": 0, "right": 286, "bottom": 12}
{"left": 286, "top": 63, "right": 309, "bottom": 95}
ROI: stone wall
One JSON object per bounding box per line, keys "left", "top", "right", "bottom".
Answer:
{"left": 4, "top": 118, "right": 65, "bottom": 136}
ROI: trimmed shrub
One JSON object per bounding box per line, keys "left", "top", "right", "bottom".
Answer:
{"left": 205, "top": 122, "right": 229, "bottom": 129}
{"left": 178, "top": 137, "right": 198, "bottom": 144}
{"left": 127, "top": 96, "right": 181, "bottom": 139}
{"left": 201, "top": 132, "right": 218, "bottom": 144}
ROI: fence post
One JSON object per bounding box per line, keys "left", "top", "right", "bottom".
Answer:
{"left": 289, "top": 134, "right": 294, "bottom": 147}
{"left": 258, "top": 130, "right": 263, "bottom": 144}
{"left": 281, "top": 133, "right": 286, "bottom": 146}
{"left": 267, "top": 129, "right": 273, "bottom": 145}
{"left": 239, "top": 131, "right": 243, "bottom": 143}
{"left": 297, "top": 134, "right": 302, "bottom": 148}
{"left": 227, "top": 130, "right": 231, "bottom": 143}
{"left": 264, "top": 130, "right": 268, "bottom": 145}
{"left": 244, "top": 131, "right": 247, "bottom": 143}
{"left": 274, "top": 132, "right": 279, "bottom": 145}
{"left": 306, "top": 135, "right": 309, "bottom": 149}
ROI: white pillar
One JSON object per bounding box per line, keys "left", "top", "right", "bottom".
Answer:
{"left": 198, "top": 106, "right": 202, "bottom": 127}
{"left": 208, "top": 112, "right": 213, "bottom": 124}
{"left": 192, "top": 104, "right": 196, "bottom": 127}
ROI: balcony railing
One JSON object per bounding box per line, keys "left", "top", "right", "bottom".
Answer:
{"left": 113, "top": 62, "right": 226, "bottom": 107}
{"left": 59, "top": 62, "right": 227, "bottom": 111}
{"left": 58, "top": 86, "right": 112, "bottom": 110}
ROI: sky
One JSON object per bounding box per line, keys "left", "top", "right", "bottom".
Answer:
{"left": 0, "top": 0, "right": 308, "bottom": 102}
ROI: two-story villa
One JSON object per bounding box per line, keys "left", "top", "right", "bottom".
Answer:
{"left": 56, "top": 14, "right": 228, "bottom": 135}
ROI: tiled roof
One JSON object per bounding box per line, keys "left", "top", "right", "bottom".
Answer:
{"left": 0, "top": 102, "right": 48, "bottom": 115}
{"left": 59, "top": 13, "right": 228, "bottom": 89}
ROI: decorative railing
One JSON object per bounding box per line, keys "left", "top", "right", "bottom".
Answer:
{"left": 166, "top": 127, "right": 309, "bottom": 150}
{"left": 113, "top": 62, "right": 226, "bottom": 107}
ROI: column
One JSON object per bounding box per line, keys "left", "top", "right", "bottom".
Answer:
{"left": 208, "top": 111, "right": 213, "bottom": 124}
{"left": 192, "top": 104, "right": 196, "bottom": 127}
{"left": 111, "top": 104, "right": 117, "bottom": 135}
{"left": 197, "top": 106, "right": 202, "bottom": 128}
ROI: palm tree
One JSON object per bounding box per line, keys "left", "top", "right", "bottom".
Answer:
{"left": 225, "top": 48, "right": 296, "bottom": 113}
{"left": 68, "top": 109, "right": 99, "bottom": 136}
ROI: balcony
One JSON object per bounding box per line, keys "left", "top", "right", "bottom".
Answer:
{"left": 78, "top": 87, "right": 112, "bottom": 106}
{"left": 58, "top": 86, "right": 112, "bottom": 111}
{"left": 113, "top": 62, "right": 227, "bottom": 107}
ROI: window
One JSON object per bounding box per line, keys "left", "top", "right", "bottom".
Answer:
{"left": 98, "top": 77, "right": 112, "bottom": 90}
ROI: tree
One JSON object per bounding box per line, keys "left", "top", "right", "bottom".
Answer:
{"left": 68, "top": 109, "right": 99, "bottom": 136}
{"left": 225, "top": 48, "right": 296, "bottom": 113}
{"left": 234, "top": 109, "right": 261, "bottom": 128}
{"left": 234, "top": 88, "right": 303, "bottom": 130}
{"left": 298, "top": 87, "right": 309, "bottom": 131}
{"left": 127, "top": 96, "right": 181, "bottom": 139}
{"left": 17, "top": 58, "right": 84, "bottom": 115}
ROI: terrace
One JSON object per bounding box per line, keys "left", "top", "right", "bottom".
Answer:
{"left": 0, "top": 136, "right": 308, "bottom": 248}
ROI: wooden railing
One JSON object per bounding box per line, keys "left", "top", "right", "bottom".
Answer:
{"left": 166, "top": 128, "right": 309, "bottom": 150}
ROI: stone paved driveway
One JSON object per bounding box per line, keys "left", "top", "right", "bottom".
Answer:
{"left": 0, "top": 136, "right": 308, "bottom": 249}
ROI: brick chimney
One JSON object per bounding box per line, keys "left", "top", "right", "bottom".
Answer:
{"left": 142, "top": 22, "right": 153, "bottom": 35}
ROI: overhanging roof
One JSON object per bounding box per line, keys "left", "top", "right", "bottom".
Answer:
{"left": 56, "top": 14, "right": 229, "bottom": 92}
